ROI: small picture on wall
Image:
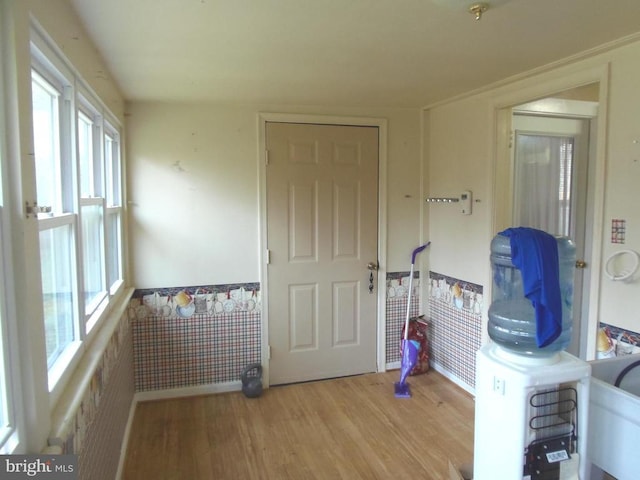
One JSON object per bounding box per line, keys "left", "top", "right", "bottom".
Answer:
{"left": 611, "top": 218, "right": 626, "bottom": 244}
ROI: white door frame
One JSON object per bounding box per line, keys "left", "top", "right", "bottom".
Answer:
{"left": 257, "top": 112, "right": 388, "bottom": 386}
{"left": 491, "top": 64, "right": 610, "bottom": 360}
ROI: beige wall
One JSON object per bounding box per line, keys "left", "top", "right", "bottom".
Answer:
{"left": 424, "top": 96, "right": 494, "bottom": 286}
{"left": 126, "top": 103, "right": 422, "bottom": 288}
{"left": 29, "top": 0, "right": 125, "bottom": 121}
{"left": 424, "top": 38, "right": 640, "bottom": 354}
{"left": 597, "top": 41, "right": 640, "bottom": 333}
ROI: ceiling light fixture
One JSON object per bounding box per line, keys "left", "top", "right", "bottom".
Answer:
{"left": 431, "top": 0, "right": 508, "bottom": 20}
{"left": 468, "top": 2, "right": 489, "bottom": 20}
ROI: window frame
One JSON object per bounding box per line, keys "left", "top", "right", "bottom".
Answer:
{"left": 30, "top": 25, "right": 125, "bottom": 400}
{"left": 0, "top": 28, "right": 25, "bottom": 453}
{"left": 31, "top": 43, "right": 82, "bottom": 394}
{"left": 77, "top": 90, "right": 109, "bottom": 325}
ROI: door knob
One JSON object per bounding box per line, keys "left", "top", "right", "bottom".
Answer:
{"left": 367, "top": 262, "right": 379, "bottom": 271}
{"left": 575, "top": 260, "right": 587, "bottom": 269}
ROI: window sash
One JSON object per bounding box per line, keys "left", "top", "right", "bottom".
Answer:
{"left": 38, "top": 221, "right": 77, "bottom": 368}
{"left": 77, "top": 100, "right": 104, "bottom": 199}
{"left": 80, "top": 199, "right": 106, "bottom": 319}
{"left": 77, "top": 110, "right": 94, "bottom": 198}
{"left": 104, "top": 128, "right": 121, "bottom": 207}
{"left": 31, "top": 72, "right": 62, "bottom": 213}
{"left": 106, "top": 207, "right": 123, "bottom": 293}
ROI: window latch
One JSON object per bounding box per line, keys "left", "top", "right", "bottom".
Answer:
{"left": 25, "top": 201, "right": 52, "bottom": 218}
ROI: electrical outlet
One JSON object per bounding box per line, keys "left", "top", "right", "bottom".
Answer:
{"left": 493, "top": 376, "right": 505, "bottom": 395}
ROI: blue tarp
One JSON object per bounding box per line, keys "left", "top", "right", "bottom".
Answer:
{"left": 499, "top": 227, "right": 562, "bottom": 348}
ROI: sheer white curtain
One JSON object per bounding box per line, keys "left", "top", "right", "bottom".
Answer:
{"left": 513, "top": 133, "right": 574, "bottom": 236}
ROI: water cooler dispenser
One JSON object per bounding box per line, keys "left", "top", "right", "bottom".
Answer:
{"left": 474, "top": 231, "right": 591, "bottom": 480}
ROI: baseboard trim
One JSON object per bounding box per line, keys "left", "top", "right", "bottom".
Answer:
{"left": 387, "top": 360, "right": 475, "bottom": 396}
{"left": 134, "top": 381, "right": 242, "bottom": 403}
{"left": 386, "top": 361, "right": 400, "bottom": 371}
{"left": 115, "top": 397, "right": 138, "bottom": 480}
{"left": 430, "top": 361, "right": 475, "bottom": 396}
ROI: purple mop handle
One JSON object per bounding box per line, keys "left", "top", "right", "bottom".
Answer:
{"left": 411, "top": 242, "right": 430, "bottom": 264}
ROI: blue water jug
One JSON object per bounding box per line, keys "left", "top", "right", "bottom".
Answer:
{"left": 487, "top": 233, "right": 575, "bottom": 356}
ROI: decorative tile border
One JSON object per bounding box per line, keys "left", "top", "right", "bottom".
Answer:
{"left": 427, "top": 271, "right": 484, "bottom": 313}
{"left": 600, "top": 322, "right": 640, "bottom": 351}
{"left": 133, "top": 283, "right": 261, "bottom": 300}
{"left": 427, "top": 271, "right": 483, "bottom": 390}
{"left": 132, "top": 282, "right": 261, "bottom": 319}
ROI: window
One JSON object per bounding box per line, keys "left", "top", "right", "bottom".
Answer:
{"left": 513, "top": 133, "right": 575, "bottom": 236}
{"left": 80, "top": 201, "right": 106, "bottom": 317}
{"left": 104, "top": 126, "right": 123, "bottom": 293}
{"left": 78, "top": 100, "right": 107, "bottom": 321}
{"left": 31, "top": 71, "right": 64, "bottom": 212}
{"left": 31, "top": 67, "right": 79, "bottom": 369}
{"left": 39, "top": 221, "right": 77, "bottom": 367}
{"left": 30, "top": 29, "right": 124, "bottom": 390}
{"left": 78, "top": 110, "right": 97, "bottom": 198}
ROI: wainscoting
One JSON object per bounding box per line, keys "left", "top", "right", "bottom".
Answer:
{"left": 131, "top": 276, "right": 426, "bottom": 394}
{"left": 133, "top": 310, "right": 261, "bottom": 391}
{"left": 384, "top": 271, "right": 420, "bottom": 366}
{"left": 427, "top": 271, "right": 483, "bottom": 392}
{"left": 129, "top": 272, "right": 510, "bottom": 397}
{"left": 48, "top": 290, "right": 135, "bottom": 480}
{"left": 131, "top": 283, "right": 261, "bottom": 392}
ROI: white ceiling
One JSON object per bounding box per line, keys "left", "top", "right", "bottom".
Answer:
{"left": 68, "top": 0, "right": 640, "bottom": 108}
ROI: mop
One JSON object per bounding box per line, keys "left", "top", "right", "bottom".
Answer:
{"left": 394, "top": 242, "right": 430, "bottom": 398}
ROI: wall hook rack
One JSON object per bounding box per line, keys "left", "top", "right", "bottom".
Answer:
{"left": 426, "top": 190, "right": 473, "bottom": 215}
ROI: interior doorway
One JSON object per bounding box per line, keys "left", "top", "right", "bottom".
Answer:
{"left": 511, "top": 111, "right": 594, "bottom": 357}
{"left": 265, "top": 122, "right": 379, "bottom": 385}
{"left": 494, "top": 82, "right": 603, "bottom": 359}
{"left": 258, "top": 113, "right": 389, "bottom": 387}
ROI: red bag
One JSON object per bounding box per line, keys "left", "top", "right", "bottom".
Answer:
{"left": 401, "top": 316, "right": 429, "bottom": 375}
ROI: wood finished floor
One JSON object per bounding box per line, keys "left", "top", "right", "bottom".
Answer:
{"left": 122, "top": 370, "right": 475, "bottom": 479}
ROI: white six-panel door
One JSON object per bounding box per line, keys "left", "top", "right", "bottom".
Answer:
{"left": 266, "top": 122, "right": 379, "bottom": 385}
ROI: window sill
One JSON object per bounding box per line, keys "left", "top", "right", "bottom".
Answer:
{"left": 47, "top": 341, "right": 83, "bottom": 398}
{"left": 0, "top": 429, "right": 20, "bottom": 455}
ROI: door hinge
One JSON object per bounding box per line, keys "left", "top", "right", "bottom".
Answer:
{"left": 268, "top": 345, "right": 271, "bottom": 360}
{"left": 266, "top": 249, "right": 271, "bottom": 264}
{"left": 265, "top": 149, "right": 270, "bottom": 165}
